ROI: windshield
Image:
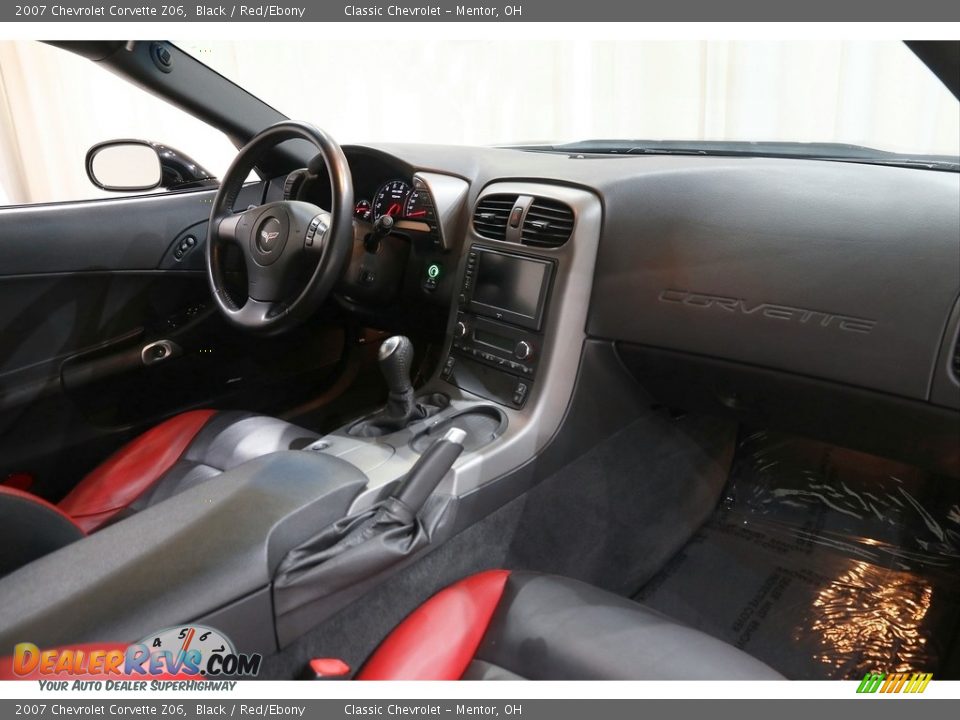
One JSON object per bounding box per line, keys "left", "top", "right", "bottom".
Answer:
{"left": 180, "top": 39, "right": 959, "bottom": 161}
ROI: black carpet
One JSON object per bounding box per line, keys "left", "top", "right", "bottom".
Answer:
{"left": 259, "top": 410, "right": 736, "bottom": 678}
{"left": 636, "top": 430, "right": 960, "bottom": 680}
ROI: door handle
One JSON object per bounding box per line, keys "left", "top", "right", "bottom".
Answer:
{"left": 141, "top": 340, "right": 182, "bottom": 366}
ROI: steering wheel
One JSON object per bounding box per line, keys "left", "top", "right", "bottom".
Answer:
{"left": 206, "top": 121, "right": 354, "bottom": 334}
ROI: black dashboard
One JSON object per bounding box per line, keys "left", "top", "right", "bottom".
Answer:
{"left": 272, "top": 141, "right": 960, "bottom": 473}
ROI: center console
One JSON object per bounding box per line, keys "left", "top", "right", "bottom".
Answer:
{"left": 262, "top": 181, "right": 603, "bottom": 645}
{"left": 307, "top": 181, "right": 602, "bottom": 509}
{"left": 443, "top": 245, "right": 556, "bottom": 408}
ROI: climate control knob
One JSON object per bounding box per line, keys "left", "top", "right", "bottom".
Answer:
{"left": 514, "top": 341, "right": 533, "bottom": 360}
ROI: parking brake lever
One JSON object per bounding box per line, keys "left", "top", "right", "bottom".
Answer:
{"left": 392, "top": 428, "right": 466, "bottom": 514}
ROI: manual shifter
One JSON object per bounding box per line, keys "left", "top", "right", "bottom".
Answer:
{"left": 378, "top": 335, "right": 418, "bottom": 423}
{"left": 348, "top": 335, "right": 448, "bottom": 437}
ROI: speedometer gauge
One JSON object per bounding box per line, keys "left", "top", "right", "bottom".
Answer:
{"left": 373, "top": 180, "right": 411, "bottom": 219}
{"left": 404, "top": 188, "right": 437, "bottom": 223}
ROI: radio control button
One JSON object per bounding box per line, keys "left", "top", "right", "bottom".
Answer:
{"left": 441, "top": 356, "right": 456, "bottom": 379}
{"left": 513, "top": 380, "right": 530, "bottom": 407}
{"left": 514, "top": 341, "right": 533, "bottom": 360}
{"left": 455, "top": 321, "right": 468, "bottom": 339}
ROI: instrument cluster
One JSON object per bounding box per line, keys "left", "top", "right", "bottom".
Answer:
{"left": 355, "top": 179, "right": 437, "bottom": 229}
{"left": 283, "top": 162, "right": 442, "bottom": 244}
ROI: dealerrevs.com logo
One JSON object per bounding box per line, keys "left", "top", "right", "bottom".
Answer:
{"left": 856, "top": 671, "right": 933, "bottom": 694}
{"left": 7, "top": 625, "right": 261, "bottom": 686}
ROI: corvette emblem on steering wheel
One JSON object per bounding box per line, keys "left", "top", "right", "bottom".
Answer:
{"left": 256, "top": 216, "right": 283, "bottom": 252}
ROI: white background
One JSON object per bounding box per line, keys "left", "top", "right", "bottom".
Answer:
{"left": 0, "top": 35, "right": 958, "bottom": 204}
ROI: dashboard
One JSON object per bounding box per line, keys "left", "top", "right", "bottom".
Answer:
{"left": 268, "top": 140, "right": 960, "bottom": 468}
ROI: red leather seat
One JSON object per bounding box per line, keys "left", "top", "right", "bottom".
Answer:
{"left": 356, "top": 570, "right": 784, "bottom": 680}
{"left": 1, "top": 409, "right": 317, "bottom": 575}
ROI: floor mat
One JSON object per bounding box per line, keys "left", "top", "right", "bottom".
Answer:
{"left": 635, "top": 430, "right": 960, "bottom": 680}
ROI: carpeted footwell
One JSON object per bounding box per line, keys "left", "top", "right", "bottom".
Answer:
{"left": 635, "top": 430, "right": 960, "bottom": 680}
{"left": 258, "top": 410, "right": 736, "bottom": 678}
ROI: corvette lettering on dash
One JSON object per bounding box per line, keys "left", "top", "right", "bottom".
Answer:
{"left": 658, "top": 289, "right": 878, "bottom": 334}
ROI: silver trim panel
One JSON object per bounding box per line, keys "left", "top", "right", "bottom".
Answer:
{"left": 306, "top": 181, "right": 602, "bottom": 510}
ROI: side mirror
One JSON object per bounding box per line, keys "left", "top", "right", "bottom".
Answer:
{"left": 86, "top": 140, "right": 162, "bottom": 192}
{"left": 86, "top": 139, "right": 217, "bottom": 193}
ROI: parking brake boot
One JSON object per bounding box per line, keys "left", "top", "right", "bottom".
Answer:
{"left": 272, "top": 429, "right": 466, "bottom": 639}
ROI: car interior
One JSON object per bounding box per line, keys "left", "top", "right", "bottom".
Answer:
{"left": 0, "top": 39, "right": 958, "bottom": 681}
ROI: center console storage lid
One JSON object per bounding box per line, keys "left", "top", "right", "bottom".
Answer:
{"left": 0, "top": 451, "right": 366, "bottom": 650}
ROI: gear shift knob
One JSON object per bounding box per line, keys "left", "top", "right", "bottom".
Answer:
{"left": 378, "top": 335, "right": 415, "bottom": 396}
{"left": 348, "top": 334, "right": 447, "bottom": 437}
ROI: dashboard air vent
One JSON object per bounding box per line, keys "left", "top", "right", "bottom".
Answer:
{"left": 473, "top": 194, "right": 518, "bottom": 241}
{"left": 521, "top": 198, "right": 575, "bottom": 247}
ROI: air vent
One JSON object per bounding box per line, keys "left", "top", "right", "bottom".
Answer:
{"left": 473, "top": 194, "right": 518, "bottom": 241}
{"left": 521, "top": 198, "right": 575, "bottom": 247}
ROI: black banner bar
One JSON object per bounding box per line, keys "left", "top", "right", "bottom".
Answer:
{"left": 0, "top": 699, "right": 958, "bottom": 720}
{"left": 4, "top": 0, "right": 960, "bottom": 22}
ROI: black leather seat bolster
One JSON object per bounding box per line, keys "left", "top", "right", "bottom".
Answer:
{"left": 129, "top": 412, "right": 319, "bottom": 510}
{"left": 473, "top": 572, "right": 784, "bottom": 680}
{"left": 0, "top": 490, "right": 84, "bottom": 578}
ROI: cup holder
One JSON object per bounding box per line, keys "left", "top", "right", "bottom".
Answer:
{"left": 410, "top": 405, "right": 507, "bottom": 454}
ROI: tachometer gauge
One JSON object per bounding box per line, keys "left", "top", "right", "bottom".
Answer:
{"left": 373, "top": 180, "right": 411, "bottom": 219}
{"left": 403, "top": 188, "right": 437, "bottom": 223}
{"left": 355, "top": 199, "right": 372, "bottom": 221}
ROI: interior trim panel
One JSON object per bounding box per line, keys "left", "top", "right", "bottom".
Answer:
{"left": 584, "top": 159, "right": 960, "bottom": 401}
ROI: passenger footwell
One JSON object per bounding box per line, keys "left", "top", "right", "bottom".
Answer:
{"left": 635, "top": 431, "right": 960, "bottom": 679}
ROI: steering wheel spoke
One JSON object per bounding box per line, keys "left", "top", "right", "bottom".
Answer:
{"left": 231, "top": 298, "right": 282, "bottom": 327}
{"left": 303, "top": 211, "right": 333, "bottom": 256}
{"left": 215, "top": 211, "right": 247, "bottom": 244}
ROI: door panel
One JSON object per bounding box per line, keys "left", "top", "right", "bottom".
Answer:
{"left": 0, "top": 185, "right": 346, "bottom": 500}
{"left": 0, "top": 188, "right": 242, "bottom": 275}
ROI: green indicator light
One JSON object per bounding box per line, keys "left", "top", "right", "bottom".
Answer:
{"left": 427, "top": 264, "right": 441, "bottom": 279}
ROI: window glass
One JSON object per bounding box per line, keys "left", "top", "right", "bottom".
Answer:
{"left": 0, "top": 41, "right": 238, "bottom": 205}
{"left": 181, "top": 39, "right": 959, "bottom": 158}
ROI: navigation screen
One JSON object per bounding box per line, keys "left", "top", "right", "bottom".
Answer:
{"left": 471, "top": 250, "right": 548, "bottom": 321}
